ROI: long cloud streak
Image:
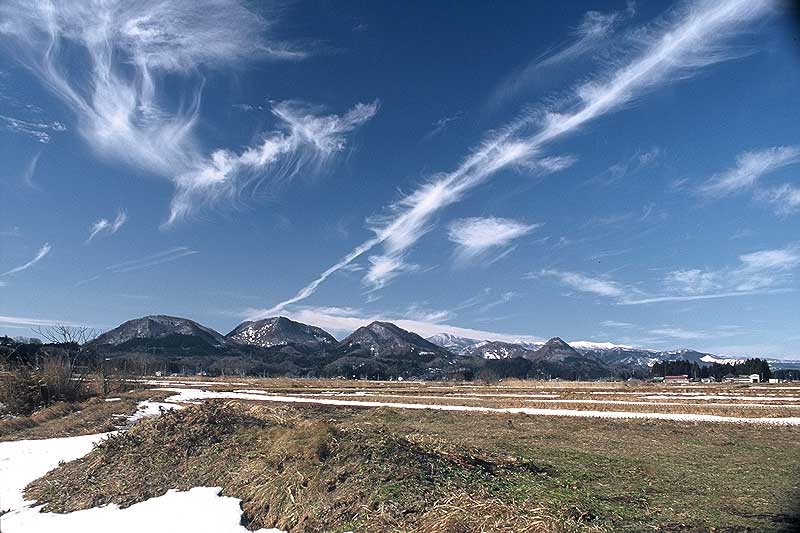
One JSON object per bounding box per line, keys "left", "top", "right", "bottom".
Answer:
{"left": 259, "top": 0, "right": 774, "bottom": 317}
{"left": 107, "top": 246, "right": 197, "bottom": 273}
{"left": 1, "top": 243, "right": 51, "bottom": 276}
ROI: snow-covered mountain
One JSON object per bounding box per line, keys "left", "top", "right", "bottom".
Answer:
{"left": 526, "top": 337, "right": 612, "bottom": 379}
{"left": 698, "top": 354, "right": 747, "bottom": 365}
{"left": 338, "top": 321, "right": 453, "bottom": 361}
{"left": 94, "top": 315, "right": 227, "bottom": 348}
{"left": 460, "top": 340, "right": 536, "bottom": 360}
{"left": 426, "top": 332, "right": 760, "bottom": 371}
{"left": 529, "top": 337, "right": 586, "bottom": 362}
{"left": 227, "top": 316, "right": 337, "bottom": 350}
{"left": 425, "top": 333, "right": 481, "bottom": 353}
{"left": 425, "top": 334, "right": 541, "bottom": 357}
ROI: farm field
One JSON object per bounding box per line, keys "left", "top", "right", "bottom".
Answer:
{"left": 2, "top": 378, "right": 799, "bottom": 532}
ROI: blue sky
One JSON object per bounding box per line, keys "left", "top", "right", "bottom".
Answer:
{"left": 1, "top": 0, "right": 799, "bottom": 358}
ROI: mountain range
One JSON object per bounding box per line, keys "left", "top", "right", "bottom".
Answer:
{"left": 86, "top": 314, "right": 790, "bottom": 379}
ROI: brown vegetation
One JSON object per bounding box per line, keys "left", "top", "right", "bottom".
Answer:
{"left": 26, "top": 402, "right": 594, "bottom": 532}
{"left": 0, "top": 390, "right": 168, "bottom": 441}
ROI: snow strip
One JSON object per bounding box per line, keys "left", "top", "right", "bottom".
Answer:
{"left": 104, "top": 398, "right": 122, "bottom": 402}
{"left": 232, "top": 390, "right": 799, "bottom": 409}
{"left": 0, "top": 433, "right": 110, "bottom": 512}
{"left": 1, "top": 487, "right": 284, "bottom": 533}
{"left": 137, "top": 379, "right": 250, "bottom": 387}
{"left": 312, "top": 390, "right": 561, "bottom": 399}
{"left": 643, "top": 394, "right": 800, "bottom": 401}
{"left": 156, "top": 388, "right": 800, "bottom": 426}
{"left": 235, "top": 390, "right": 560, "bottom": 401}
{"left": 127, "top": 400, "right": 183, "bottom": 423}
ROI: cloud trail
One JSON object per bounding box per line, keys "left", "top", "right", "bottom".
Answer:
{"left": 1, "top": 243, "right": 51, "bottom": 276}
{"left": 261, "top": 0, "right": 774, "bottom": 316}
{"left": 107, "top": 246, "right": 197, "bottom": 273}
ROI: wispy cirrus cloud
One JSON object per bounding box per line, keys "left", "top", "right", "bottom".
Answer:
{"left": 260, "top": 0, "right": 775, "bottom": 317}
{"left": 757, "top": 184, "right": 800, "bottom": 215}
{"left": 0, "top": 114, "right": 65, "bottom": 143}
{"left": 403, "top": 304, "right": 453, "bottom": 323}
{"left": 489, "top": 5, "right": 634, "bottom": 108}
{"left": 87, "top": 209, "right": 127, "bottom": 243}
{"left": 539, "top": 244, "right": 799, "bottom": 305}
{"left": 478, "top": 291, "right": 517, "bottom": 313}
{"left": 589, "top": 146, "right": 660, "bottom": 186}
{"left": 448, "top": 217, "right": 540, "bottom": 264}
{"left": 168, "top": 100, "right": 378, "bottom": 224}
{"left": 21, "top": 151, "right": 41, "bottom": 189}
{"left": 698, "top": 145, "right": 800, "bottom": 197}
{"left": 423, "top": 112, "right": 463, "bottom": 141}
{"left": 1, "top": 242, "right": 51, "bottom": 276}
{"left": 648, "top": 327, "right": 709, "bottom": 340}
{"left": 1, "top": 1, "right": 372, "bottom": 224}
{"left": 537, "top": 269, "right": 628, "bottom": 298}
{"left": 663, "top": 268, "right": 720, "bottom": 295}
{"left": 601, "top": 320, "right": 634, "bottom": 328}
{"left": 107, "top": 246, "right": 197, "bottom": 274}
{"left": 646, "top": 324, "right": 747, "bottom": 342}
{"left": 0, "top": 314, "right": 81, "bottom": 328}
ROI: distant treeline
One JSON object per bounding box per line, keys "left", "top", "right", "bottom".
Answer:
{"left": 650, "top": 358, "right": 772, "bottom": 380}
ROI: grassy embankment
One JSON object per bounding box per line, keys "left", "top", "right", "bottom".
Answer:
{"left": 24, "top": 397, "right": 800, "bottom": 532}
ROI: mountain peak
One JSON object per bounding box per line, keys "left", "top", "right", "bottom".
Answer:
{"left": 227, "top": 316, "right": 336, "bottom": 350}
{"left": 94, "top": 315, "right": 227, "bottom": 348}
{"left": 529, "top": 337, "right": 582, "bottom": 362}
{"left": 544, "top": 337, "right": 571, "bottom": 348}
{"left": 339, "top": 321, "right": 452, "bottom": 361}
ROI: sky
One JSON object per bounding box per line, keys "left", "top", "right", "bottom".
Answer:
{"left": 1, "top": 0, "right": 799, "bottom": 358}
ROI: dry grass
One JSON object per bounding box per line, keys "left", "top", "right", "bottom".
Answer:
{"left": 274, "top": 392, "right": 800, "bottom": 418}
{"left": 0, "top": 389, "right": 169, "bottom": 441}
{"left": 25, "top": 402, "right": 600, "bottom": 532}
{"left": 13, "top": 379, "right": 800, "bottom": 531}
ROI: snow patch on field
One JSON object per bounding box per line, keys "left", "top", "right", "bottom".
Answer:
{"left": 0, "top": 433, "right": 109, "bottom": 512}
{"left": 0, "top": 411, "right": 283, "bottom": 532}
{"left": 127, "top": 400, "right": 183, "bottom": 423}
{"left": 155, "top": 388, "right": 800, "bottom": 426}
{"left": 2, "top": 487, "right": 284, "bottom": 533}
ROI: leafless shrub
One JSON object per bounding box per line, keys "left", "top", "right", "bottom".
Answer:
{"left": 0, "top": 367, "right": 42, "bottom": 415}
{"left": 31, "top": 325, "right": 96, "bottom": 345}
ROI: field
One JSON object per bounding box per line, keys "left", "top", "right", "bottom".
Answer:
{"left": 2, "top": 378, "right": 800, "bottom": 532}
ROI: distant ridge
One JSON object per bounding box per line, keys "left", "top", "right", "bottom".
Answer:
{"left": 81, "top": 314, "right": 791, "bottom": 378}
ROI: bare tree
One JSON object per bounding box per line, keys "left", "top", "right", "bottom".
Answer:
{"left": 31, "top": 325, "right": 96, "bottom": 345}
{"left": 29, "top": 324, "right": 101, "bottom": 399}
